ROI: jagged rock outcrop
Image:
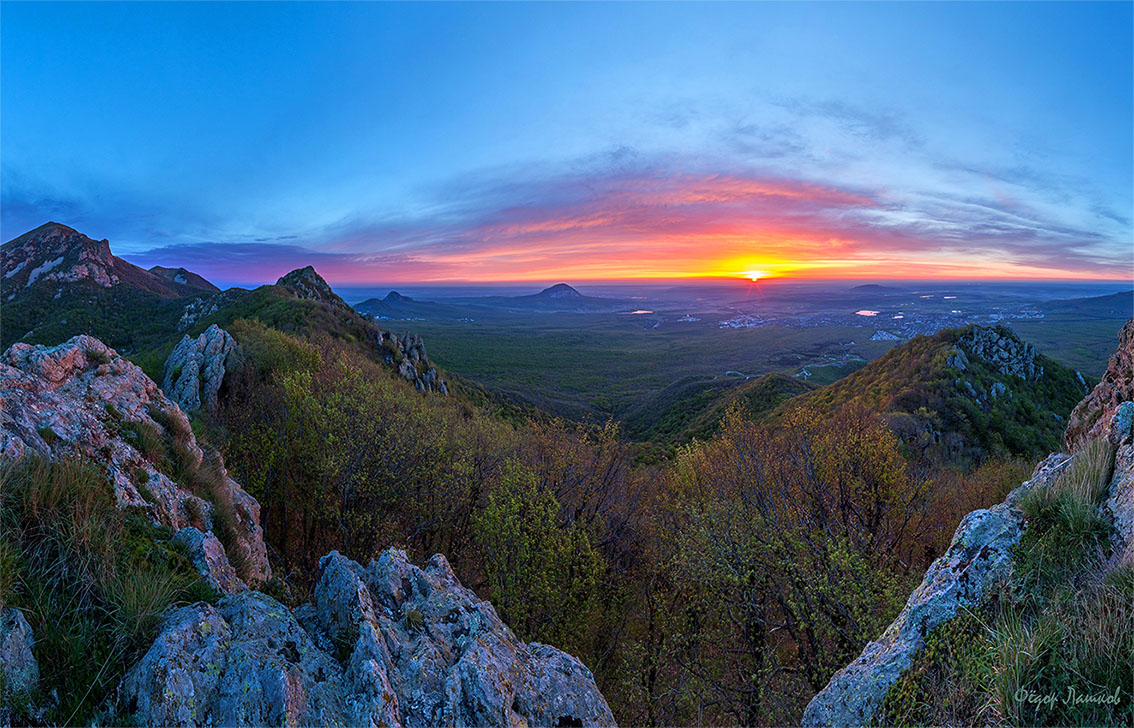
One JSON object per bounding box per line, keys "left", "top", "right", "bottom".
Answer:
{"left": 173, "top": 527, "right": 247, "bottom": 594}
{"left": 121, "top": 549, "right": 615, "bottom": 727}
{"left": 0, "top": 335, "right": 269, "bottom": 587}
{"left": 804, "top": 318, "right": 1134, "bottom": 727}
{"left": 276, "top": 265, "right": 351, "bottom": 312}
{"left": 955, "top": 325, "right": 1042, "bottom": 379}
{"left": 0, "top": 608, "right": 38, "bottom": 696}
{"left": 1066, "top": 318, "right": 1134, "bottom": 450}
{"left": 162, "top": 324, "right": 238, "bottom": 413}
{"left": 378, "top": 330, "right": 448, "bottom": 395}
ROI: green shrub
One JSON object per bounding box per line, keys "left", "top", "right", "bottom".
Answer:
{"left": 474, "top": 461, "right": 604, "bottom": 656}
{"left": 36, "top": 425, "right": 60, "bottom": 445}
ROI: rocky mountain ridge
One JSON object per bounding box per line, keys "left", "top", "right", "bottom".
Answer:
{"left": 774, "top": 324, "right": 1086, "bottom": 465}
{"left": 2, "top": 222, "right": 213, "bottom": 299}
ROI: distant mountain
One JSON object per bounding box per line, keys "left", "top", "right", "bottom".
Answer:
{"left": 354, "top": 290, "right": 478, "bottom": 320}
{"left": 1038, "top": 290, "right": 1134, "bottom": 318}
{"left": 2, "top": 222, "right": 206, "bottom": 298}
{"left": 149, "top": 265, "right": 219, "bottom": 293}
{"left": 768, "top": 324, "right": 1087, "bottom": 464}
{"left": 383, "top": 290, "right": 415, "bottom": 303}
{"left": 1, "top": 223, "right": 219, "bottom": 351}
{"left": 851, "top": 283, "right": 907, "bottom": 293}
{"left": 450, "top": 282, "right": 626, "bottom": 312}
{"left": 534, "top": 283, "right": 581, "bottom": 299}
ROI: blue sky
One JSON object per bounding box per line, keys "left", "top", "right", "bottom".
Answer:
{"left": 2, "top": 1, "right": 1131, "bottom": 284}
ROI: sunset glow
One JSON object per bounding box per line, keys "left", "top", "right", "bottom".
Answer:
{"left": 3, "top": 3, "right": 1130, "bottom": 288}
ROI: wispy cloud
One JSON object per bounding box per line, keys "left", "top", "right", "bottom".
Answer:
{"left": 113, "top": 151, "right": 1131, "bottom": 284}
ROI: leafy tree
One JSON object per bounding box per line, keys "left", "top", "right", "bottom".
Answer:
{"left": 474, "top": 461, "right": 604, "bottom": 656}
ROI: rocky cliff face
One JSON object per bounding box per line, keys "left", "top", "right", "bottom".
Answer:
{"left": 162, "top": 324, "right": 238, "bottom": 413}
{"left": 803, "top": 318, "right": 1134, "bottom": 727}
{"left": 122, "top": 549, "right": 614, "bottom": 727}
{"left": 1065, "top": 318, "right": 1134, "bottom": 450}
{"left": 0, "top": 335, "right": 270, "bottom": 587}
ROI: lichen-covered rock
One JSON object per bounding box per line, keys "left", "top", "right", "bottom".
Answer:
{"left": 0, "top": 608, "right": 38, "bottom": 696}
{"left": 173, "top": 527, "right": 245, "bottom": 594}
{"left": 123, "top": 549, "right": 616, "bottom": 727}
{"left": 161, "top": 325, "right": 237, "bottom": 413}
{"left": 802, "top": 498, "right": 1026, "bottom": 726}
{"left": 0, "top": 335, "right": 269, "bottom": 588}
{"left": 1066, "top": 319, "right": 1134, "bottom": 450}
{"left": 311, "top": 549, "right": 614, "bottom": 727}
{"left": 120, "top": 592, "right": 350, "bottom": 726}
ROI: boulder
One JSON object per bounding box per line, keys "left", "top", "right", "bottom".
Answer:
{"left": 120, "top": 592, "right": 349, "bottom": 726}
{"left": 0, "top": 608, "right": 38, "bottom": 696}
{"left": 161, "top": 324, "right": 237, "bottom": 413}
{"left": 123, "top": 549, "right": 616, "bottom": 727}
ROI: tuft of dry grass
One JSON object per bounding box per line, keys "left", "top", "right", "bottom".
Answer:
{"left": 0, "top": 456, "right": 213, "bottom": 723}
